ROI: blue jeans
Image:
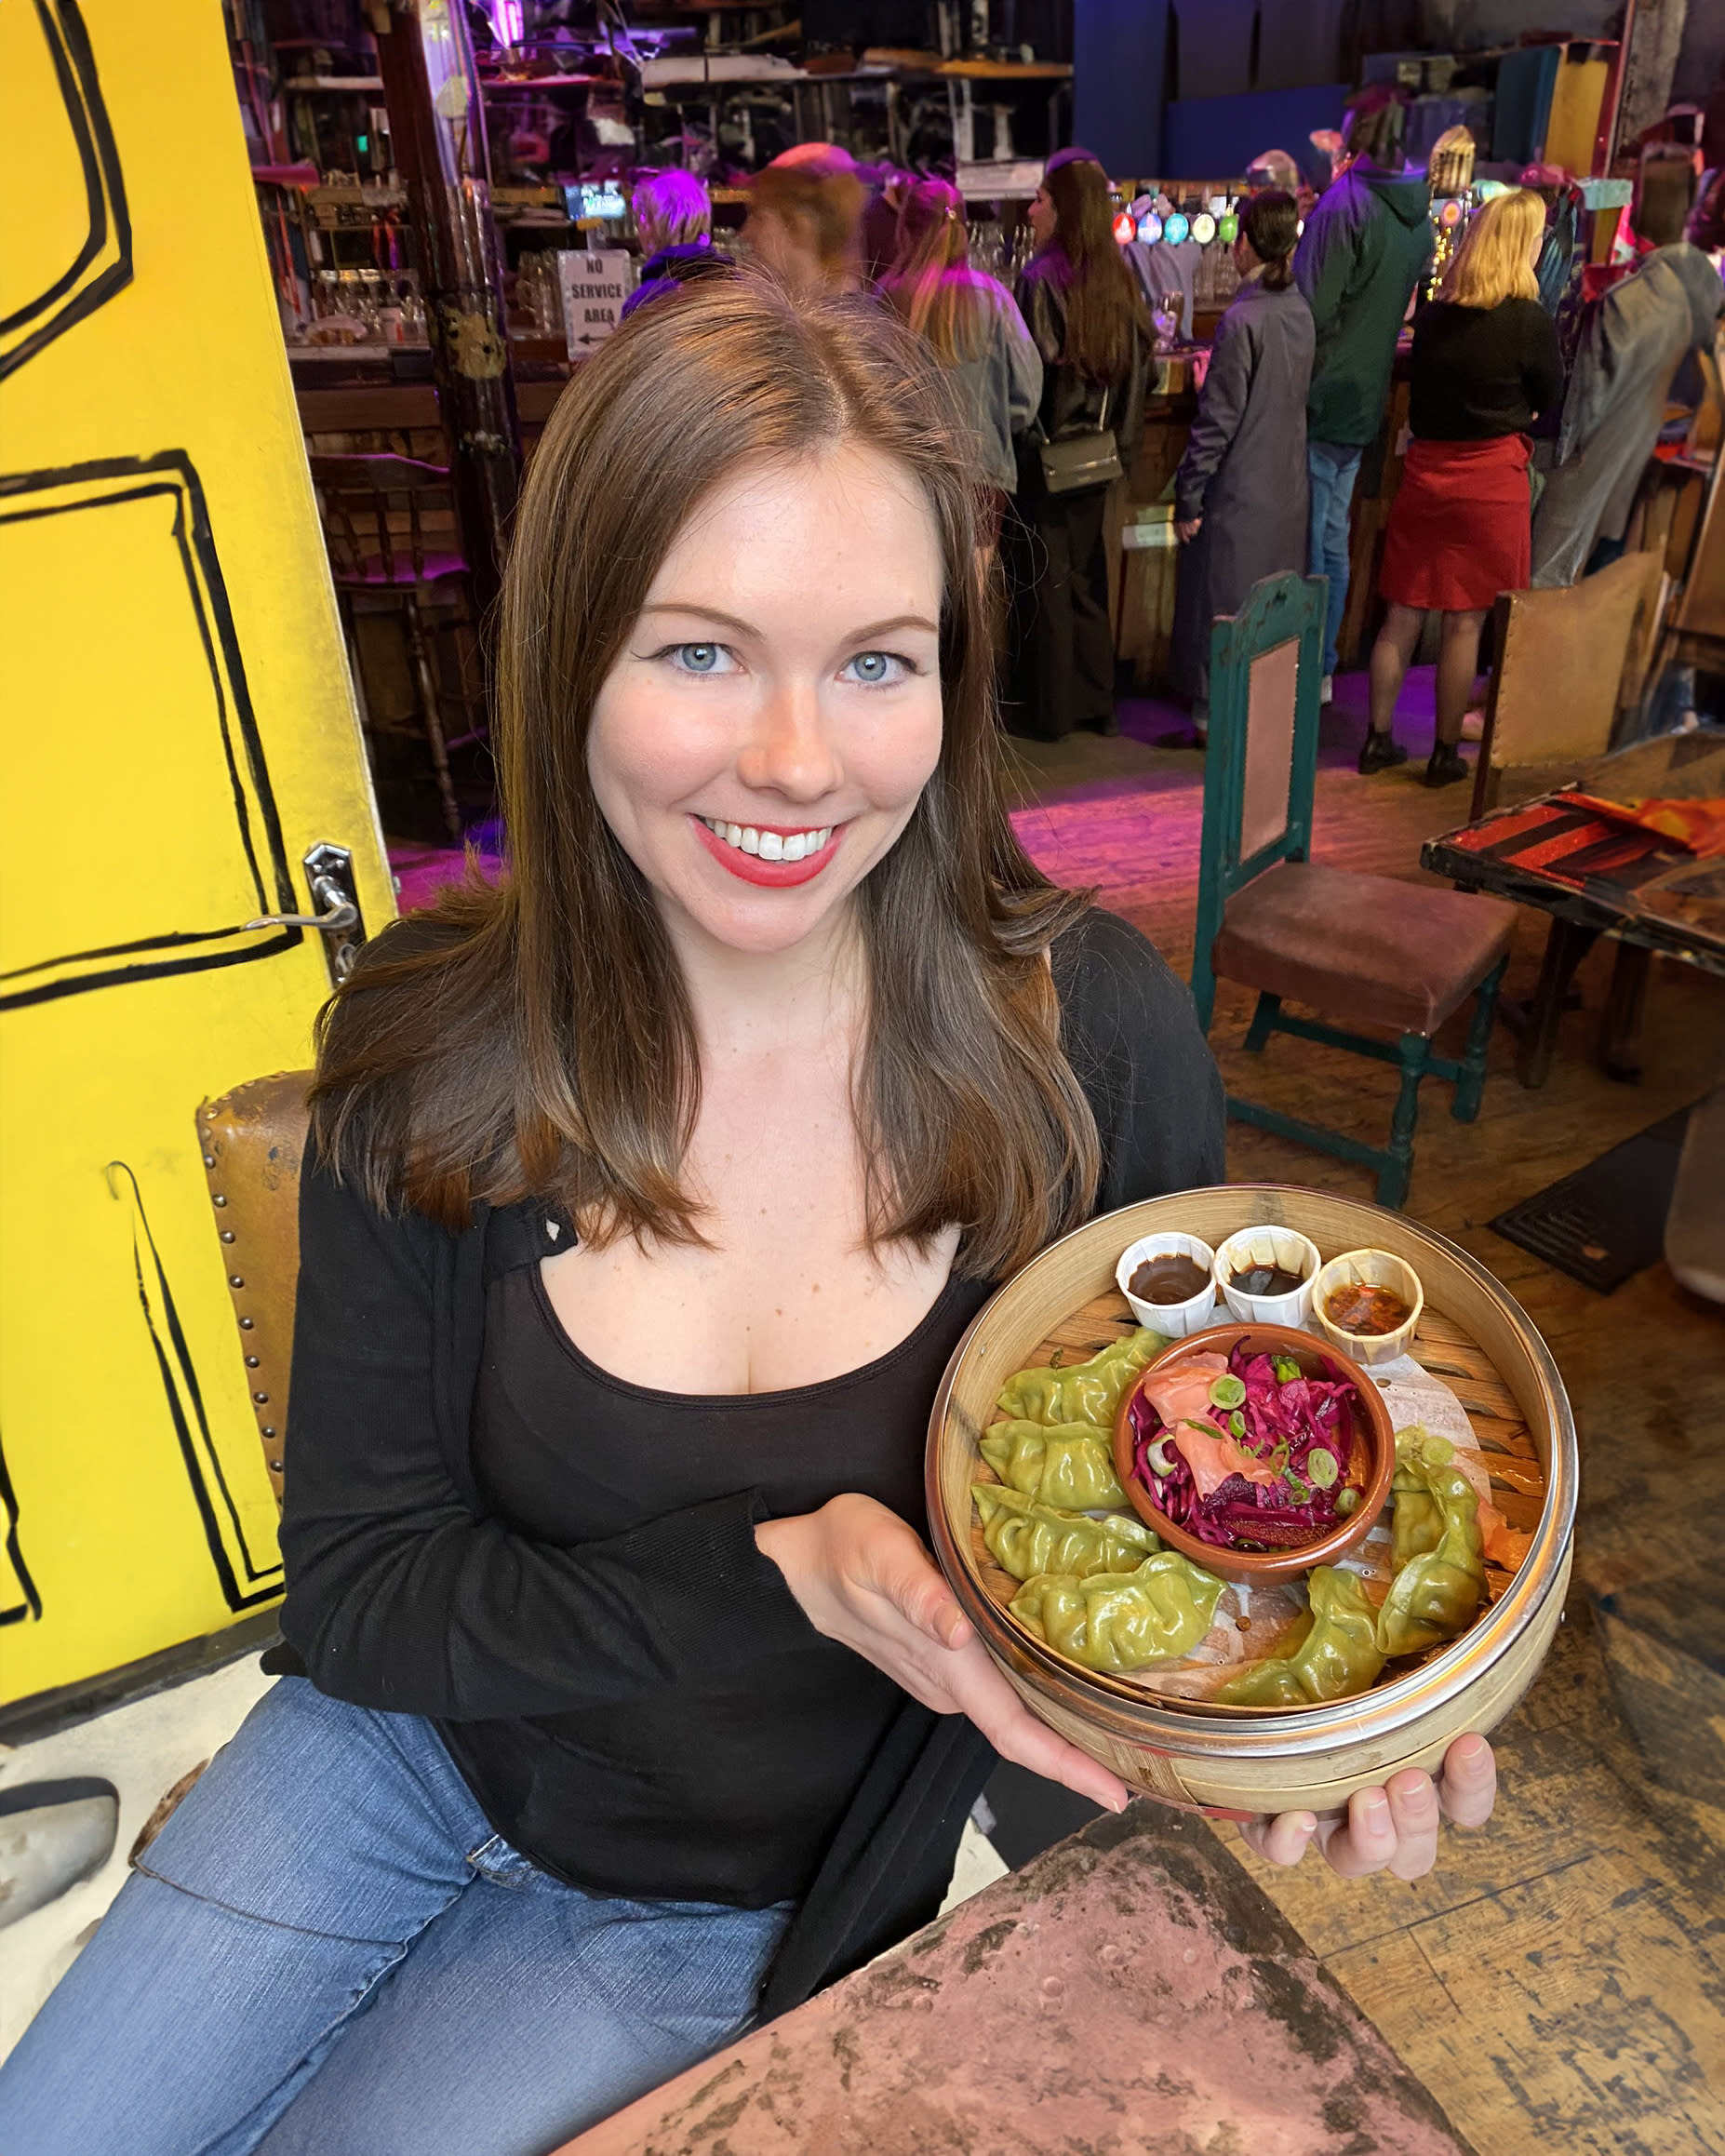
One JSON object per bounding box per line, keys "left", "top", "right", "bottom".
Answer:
{"left": 1307, "top": 440, "right": 1364, "bottom": 676}
{"left": 0, "top": 1680, "right": 791, "bottom": 2156}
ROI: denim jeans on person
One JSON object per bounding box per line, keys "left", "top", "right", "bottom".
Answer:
{"left": 0, "top": 1679, "right": 791, "bottom": 2156}
{"left": 1307, "top": 441, "right": 1365, "bottom": 677}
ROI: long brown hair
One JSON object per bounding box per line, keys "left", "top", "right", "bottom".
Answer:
{"left": 312, "top": 276, "right": 1101, "bottom": 1279}
{"left": 1041, "top": 157, "right": 1153, "bottom": 384}
{"left": 879, "top": 178, "right": 988, "bottom": 365}
{"left": 1240, "top": 188, "right": 1299, "bottom": 292}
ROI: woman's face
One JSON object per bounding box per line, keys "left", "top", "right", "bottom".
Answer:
{"left": 588, "top": 444, "right": 945, "bottom": 962}
{"left": 1027, "top": 185, "right": 1056, "bottom": 249}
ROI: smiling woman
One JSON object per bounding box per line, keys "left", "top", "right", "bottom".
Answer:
{"left": 0, "top": 278, "right": 1491, "bottom": 2156}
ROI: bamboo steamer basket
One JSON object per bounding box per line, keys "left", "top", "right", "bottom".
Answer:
{"left": 926, "top": 1185, "right": 1577, "bottom": 1820}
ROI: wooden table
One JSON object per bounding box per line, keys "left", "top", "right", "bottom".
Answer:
{"left": 1423, "top": 733, "right": 1725, "bottom": 1087}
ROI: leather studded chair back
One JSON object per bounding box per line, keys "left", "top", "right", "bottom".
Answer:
{"left": 195, "top": 1073, "right": 313, "bottom": 1507}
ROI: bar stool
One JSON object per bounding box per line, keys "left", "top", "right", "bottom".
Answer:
{"left": 309, "top": 453, "right": 485, "bottom": 839}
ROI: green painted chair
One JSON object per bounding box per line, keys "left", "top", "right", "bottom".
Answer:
{"left": 1189, "top": 572, "right": 1518, "bottom": 1209}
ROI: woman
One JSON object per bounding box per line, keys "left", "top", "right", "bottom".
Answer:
{"left": 877, "top": 176, "right": 1042, "bottom": 503}
{"left": 742, "top": 146, "right": 866, "bottom": 298}
{"left": 1362, "top": 188, "right": 1562, "bottom": 785}
{"left": 622, "top": 168, "right": 732, "bottom": 318}
{"left": 0, "top": 280, "right": 1496, "bottom": 2156}
{"left": 1005, "top": 152, "right": 1155, "bottom": 740}
{"left": 1170, "top": 189, "right": 1315, "bottom": 736}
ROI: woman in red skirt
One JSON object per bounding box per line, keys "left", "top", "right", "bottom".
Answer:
{"left": 1360, "top": 188, "right": 1562, "bottom": 783}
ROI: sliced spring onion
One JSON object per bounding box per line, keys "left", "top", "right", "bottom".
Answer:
{"left": 1228, "top": 1409, "right": 1247, "bottom": 1440}
{"left": 1271, "top": 1354, "right": 1302, "bottom": 1384}
{"left": 1305, "top": 1447, "right": 1339, "bottom": 1489}
{"left": 1146, "top": 1438, "right": 1175, "bottom": 1478}
{"left": 1208, "top": 1373, "right": 1248, "bottom": 1411}
{"left": 1335, "top": 1486, "right": 1361, "bottom": 1515}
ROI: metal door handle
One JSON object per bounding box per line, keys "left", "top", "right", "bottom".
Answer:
{"left": 245, "top": 879, "right": 358, "bottom": 935}
{"left": 246, "top": 845, "right": 368, "bottom": 983}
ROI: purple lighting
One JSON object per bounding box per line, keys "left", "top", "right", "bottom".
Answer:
{"left": 491, "top": 0, "right": 525, "bottom": 47}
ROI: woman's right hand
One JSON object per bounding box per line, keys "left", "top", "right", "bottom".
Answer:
{"left": 756, "top": 1493, "right": 1130, "bottom": 1815}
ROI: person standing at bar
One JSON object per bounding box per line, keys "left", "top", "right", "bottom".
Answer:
{"left": 622, "top": 170, "right": 733, "bottom": 318}
{"left": 742, "top": 146, "right": 867, "bottom": 300}
{"left": 1006, "top": 151, "right": 1154, "bottom": 740}
{"left": 1170, "top": 190, "right": 1314, "bottom": 739}
{"left": 877, "top": 177, "right": 1042, "bottom": 516}
{"left": 1360, "top": 189, "right": 1561, "bottom": 785}
{"left": 1530, "top": 151, "right": 1722, "bottom": 586}
{"left": 1293, "top": 90, "right": 1435, "bottom": 702}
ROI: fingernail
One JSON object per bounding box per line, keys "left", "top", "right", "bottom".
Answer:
{"left": 1363, "top": 1793, "right": 1389, "bottom": 1826}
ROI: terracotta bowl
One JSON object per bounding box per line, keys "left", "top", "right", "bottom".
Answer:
{"left": 1110, "top": 1322, "right": 1396, "bottom": 1586}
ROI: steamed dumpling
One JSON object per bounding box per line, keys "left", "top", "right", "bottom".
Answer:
{"left": 1216, "top": 1566, "right": 1386, "bottom": 1707}
{"left": 973, "top": 1483, "right": 1158, "bottom": 1583}
{"left": 1010, "top": 1551, "right": 1224, "bottom": 1673}
{"left": 1376, "top": 1436, "right": 1485, "bottom": 1658}
{"left": 996, "top": 1328, "right": 1167, "bottom": 1429}
{"left": 979, "top": 1420, "right": 1127, "bottom": 1511}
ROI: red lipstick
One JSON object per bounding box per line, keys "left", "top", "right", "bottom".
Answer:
{"left": 691, "top": 817, "right": 843, "bottom": 888}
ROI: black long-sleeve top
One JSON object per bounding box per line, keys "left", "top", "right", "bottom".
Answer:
{"left": 267, "top": 906, "right": 1224, "bottom": 2000}
{"left": 1409, "top": 297, "right": 1564, "bottom": 441}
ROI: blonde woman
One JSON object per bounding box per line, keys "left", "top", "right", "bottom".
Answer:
{"left": 1362, "top": 187, "right": 1562, "bottom": 783}
{"left": 634, "top": 168, "right": 712, "bottom": 254}
{"left": 877, "top": 178, "right": 1041, "bottom": 497}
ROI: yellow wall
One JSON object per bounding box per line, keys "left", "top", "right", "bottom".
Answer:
{"left": 0, "top": 0, "right": 394, "bottom": 1706}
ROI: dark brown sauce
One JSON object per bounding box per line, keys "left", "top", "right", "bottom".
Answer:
{"left": 1231, "top": 1262, "right": 1307, "bottom": 1297}
{"left": 1325, "top": 1281, "right": 1411, "bottom": 1335}
{"left": 1129, "top": 1253, "right": 1211, "bottom": 1305}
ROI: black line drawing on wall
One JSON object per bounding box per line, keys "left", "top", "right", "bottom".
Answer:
{"left": 0, "top": 0, "right": 133, "bottom": 382}
{"left": 0, "top": 453, "right": 301, "bottom": 1011}
{"left": 108, "top": 1163, "right": 284, "bottom": 1613}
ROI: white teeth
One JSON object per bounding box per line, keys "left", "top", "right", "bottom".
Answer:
{"left": 700, "top": 816, "right": 835, "bottom": 861}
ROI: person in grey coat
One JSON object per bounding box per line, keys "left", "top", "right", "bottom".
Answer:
{"left": 1531, "top": 186, "right": 1723, "bottom": 586}
{"left": 876, "top": 177, "right": 1042, "bottom": 498}
{"left": 1172, "top": 191, "right": 1316, "bottom": 730}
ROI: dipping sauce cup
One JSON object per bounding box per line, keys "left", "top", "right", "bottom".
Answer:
{"left": 1116, "top": 1231, "right": 1219, "bottom": 1338}
{"left": 1214, "top": 1225, "right": 1321, "bottom": 1328}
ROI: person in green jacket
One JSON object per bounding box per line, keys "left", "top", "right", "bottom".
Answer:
{"left": 1292, "top": 91, "right": 1435, "bottom": 702}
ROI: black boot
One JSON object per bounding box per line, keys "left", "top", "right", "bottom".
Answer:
{"left": 1424, "top": 743, "right": 1469, "bottom": 787}
{"left": 1357, "top": 728, "right": 1408, "bottom": 774}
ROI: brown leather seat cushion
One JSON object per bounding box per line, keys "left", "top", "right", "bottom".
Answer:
{"left": 1212, "top": 862, "right": 1518, "bottom": 1038}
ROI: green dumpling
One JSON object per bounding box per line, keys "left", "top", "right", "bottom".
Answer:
{"left": 973, "top": 1483, "right": 1159, "bottom": 1583}
{"left": 978, "top": 1420, "right": 1128, "bottom": 1510}
{"left": 1010, "top": 1550, "right": 1225, "bottom": 1673}
{"left": 1376, "top": 1436, "right": 1485, "bottom": 1658}
{"left": 1216, "top": 1566, "right": 1386, "bottom": 1707}
{"left": 1389, "top": 1426, "right": 1454, "bottom": 1569}
{"left": 995, "top": 1328, "right": 1168, "bottom": 1430}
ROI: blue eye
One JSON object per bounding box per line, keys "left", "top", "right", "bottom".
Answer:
{"left": 844, "top": 650, "right": 905, "bottom": 685}
{"left": 672, "top": 643, "right": 723, "bottom": 674}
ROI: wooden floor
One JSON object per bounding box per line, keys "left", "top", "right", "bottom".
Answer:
{"left": 1005, "top": 677, "right": 1725, "bottom": 2156}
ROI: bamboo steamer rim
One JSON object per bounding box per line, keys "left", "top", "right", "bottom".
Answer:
{"left": 926, "top": 1184, "right": 1578, "bottom": 1750}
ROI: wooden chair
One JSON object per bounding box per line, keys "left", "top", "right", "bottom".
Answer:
{"left": 308, "top": 453, "right": 486, "bottom": 840}
{"left": 1470, "top": 551, "right": 1665, "bottom": 818}
{"left": 1189, "top": 573, "right": 1518, "bottom": 1210}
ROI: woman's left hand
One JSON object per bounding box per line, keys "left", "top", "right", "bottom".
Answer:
{"left": 1174, "top": 516, "right": 1203, "bottom": 543}
{"left": 1238, "top": 1734, "right": 1496, "bottom": 1881}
